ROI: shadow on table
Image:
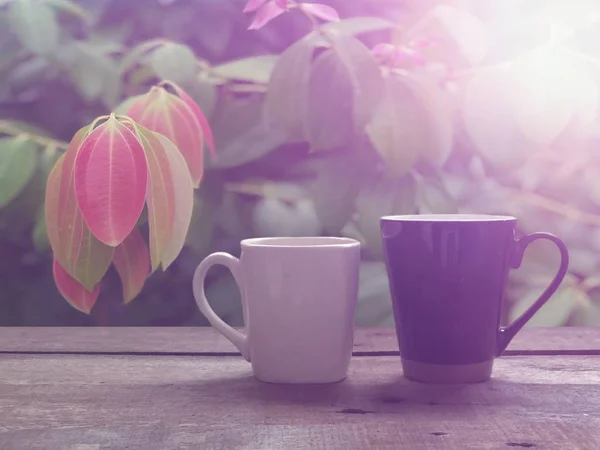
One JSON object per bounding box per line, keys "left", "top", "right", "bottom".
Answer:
{"left": 163, "top": 370, "right": 600, "bottom": 419}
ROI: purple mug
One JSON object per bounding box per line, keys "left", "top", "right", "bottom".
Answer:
{"left": 380, "top": 214, "right": 569, "bottom": 383}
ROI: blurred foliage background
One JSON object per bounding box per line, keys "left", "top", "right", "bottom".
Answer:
{"left": 1, "top": 0, "right": 600, "bottom": 327}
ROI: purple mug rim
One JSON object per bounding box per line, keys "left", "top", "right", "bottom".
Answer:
{"left": 381, "top": 214, "right": 516, "bottom": 223}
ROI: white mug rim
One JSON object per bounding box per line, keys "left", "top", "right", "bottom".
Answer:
{"left": 241, "top": 236, "right": 360, "bottom": 249}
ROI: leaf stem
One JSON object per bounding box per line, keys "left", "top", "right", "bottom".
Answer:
{"left": 89, "top": 114, "right": 111, "bottom": 130}
{"left": 297, "top": 3, "right": 322, "bottom": 33}
{"left": 0, "top": 121, "right": 69, "bottom": 151}
{"left": 114, "top": 115, "right": 137, "bottom": 128}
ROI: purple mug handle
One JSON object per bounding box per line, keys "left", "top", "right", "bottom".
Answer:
{"left": 496, "top": 232, "right": 569, "bottom": 355}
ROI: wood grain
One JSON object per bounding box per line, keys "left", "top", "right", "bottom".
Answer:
{"left": 1, "top": 327, "right": 599, "bottom": 355}
{"left": 0, "top": 354, "right": 598, "bottom": 450}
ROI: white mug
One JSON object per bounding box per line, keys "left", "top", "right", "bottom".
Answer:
{"left": 192, "top": 237, "right": 361, "bottom": 384}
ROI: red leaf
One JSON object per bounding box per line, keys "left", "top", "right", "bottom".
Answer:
{"left": 243, "top": 0, "right": 268, "bottom": 13}
{"left": 153, "top": 133, "right": 195, "bottom": 269}
{"left": 113, "top": 228, "right": 150, "bottom": 304}
{"left": 53, "top": 259, "right": 100, "bottom": 315}
{"left": 134, "top": 126, "right": 176, "bottom": 272}
{"left": 46, "top": 127, "right": 114, "bottom": 290}
{"left": 300, "top": 3, "right": 340, "bottom": 22}
{"left": 126, "top": 86, "right": 205, "bottom": 187}
{"left": 248, "top": 2, "right": 286, "bottom": 30}
{"left": 163, "top": 81, "right": 216, "bottom": 158}
{"left": 74, "top": 115, "right": 148, "bottom": 247}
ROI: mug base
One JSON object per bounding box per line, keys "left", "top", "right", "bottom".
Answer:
{"left": 254, "top": 374, "right": 347, "bottom": 384}
{"left": 402, "top": 359, "right": 493, "bottom": 384}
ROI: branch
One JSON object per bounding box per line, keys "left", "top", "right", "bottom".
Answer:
{"left": 225, "top": 84, "right": 268, "bottom": 94}
{"left": 0, "top": 121, "right": 69, "bottom": 151}
{"left": 195, "top": 61, "right": 269, "bottom": 94}
{"left": 504, "top": 186, "right": 600, "bottom": 227}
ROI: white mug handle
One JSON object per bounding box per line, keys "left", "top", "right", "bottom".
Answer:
{"left": 192, "top": 252, "right": 250, "bottom": 361}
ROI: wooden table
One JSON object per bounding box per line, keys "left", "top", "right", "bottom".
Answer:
{"left": 1, "top": 327, "right": 599, "bottom": 450}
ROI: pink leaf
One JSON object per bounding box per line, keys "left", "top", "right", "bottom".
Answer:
{"left": 53, "top": 259, "right": 100, "bottom": 315}
{"left": 300, "top": 3, "right": 340, "bottom": 22}
{"left": 164, "top": 81, "right": 216, "bottom": 159}
{"left": 113, "top": 228, "right": 150, "bottom": 304}
{"left": 126, "top": 85, "right": 209, "bottom": 187}
{"left": 243, "top": 0, "right": 268, "bottom": 13}
{"left": 46, "top": 127, "right": 114, "bottom": 290}
{"left": 154, "top": 133, "right": 195, "bottom": 270}
{"left": 74, "top": 115, "right": 148, "bottom": 247}
{"left": 248, "top": 2, "right": 286, "bottom": 30}
{"left": 134, "top": 125, "right": 176, "bottom": 272}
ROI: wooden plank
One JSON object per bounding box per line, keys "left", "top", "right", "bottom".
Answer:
{"left": 0, "top": 327, "right": 598, "bottom": 355}
{"left": 0, "top": 354, "right": 598, "bottom": 449}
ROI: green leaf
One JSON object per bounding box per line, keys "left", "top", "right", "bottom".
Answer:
{"left": 266, "top": 35, "right": 318, "bottom": 141}
{"left": 329, "top": 33, "right": 383, "bottom": 131}
{"left": 0, "top": 153, "right": 44, "bottom": 242}
{"left": 407, "top": 4, "right": 487, "bottom": 67}
{"left": 306, "top": 34, "right": 384, "bottom": 150}
{"left": 0, "top": 18, "right": 21, "bottom": 73}
{"left": 311, "top": 149, "right": 365, "bottom": 233}
{"left": 509, "top": 283, "right": 578, "bottom": 327}
{"left": 211, "top": 55, "right": 278, "bottom": 84}
{"left": 151, "top": 42, "right": 197, "bottom": 85}
{"left": 32, "top": 208, "right": 49, "bottom": 252}
{"left": 0, "top": 120, "right": 51, "bottom": 137}
{"left": 463, "top": 66, "right": 540, "bottom": 168}
{"left": 154, "top": 133, "right": 195, "bottom": 270}
{"left": 184, "top": 174, "right": 222, "bottom": 257}
{"left": 185, "top": 80, "right": 217, "bottom": 119}
{"left": 401, "top": 74, "right": 453, "bottom": 165}
{"left": 211, "top": 97, "right": 288, "bottom": 169}
{"left": 120, "top": 39, "right": 165, "bottom": 74}
{"left": 307, "top": 49, "right": 354, "bottom": 150}
{"left": 356, "top": 175, "right": 417, "bottom": 258}
{"left": 185, "top": 195, "right": 215, "bottom": 257}
{"left": 416, "top": 174, "right": 457, "bottom": 214}
{"left": 68, "top": 42, "right": 121, "bottom": 107}
{"left": 43, "top": 0, "right": 88, "bottom": 20}
{"left": 367, "top": 74, "right": 453, "bottom": 176}
{"left": 252, "top": 197, "right": 321, "bottom": 238}
{"left": 355, "top": 261, "right": 395, "bottom": 326}
{"left": 322, "top": 17, "right": 395, "bottom": 36}
{"left": 82, "top": 36, "right": 125, "bottom": 57}
{"left": 8, "top": 0, "right": 60, "bottom": 56}
{"left": 367, "top": 76, "right": 421, "bottom": 176}
{"left": 6, "top": 56, "right": 58, "bottom": 90}
{"left": 510, "top": 48, "right": 594, "bottom": 147}
{"left": 564, "top": 247, "right": 600, "bottom": 278}
{"left": 574, "top": 290, "right": 600, "bottom": 326}
{"left": 0, "top": 137, "right": 38, "bottom": 208}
